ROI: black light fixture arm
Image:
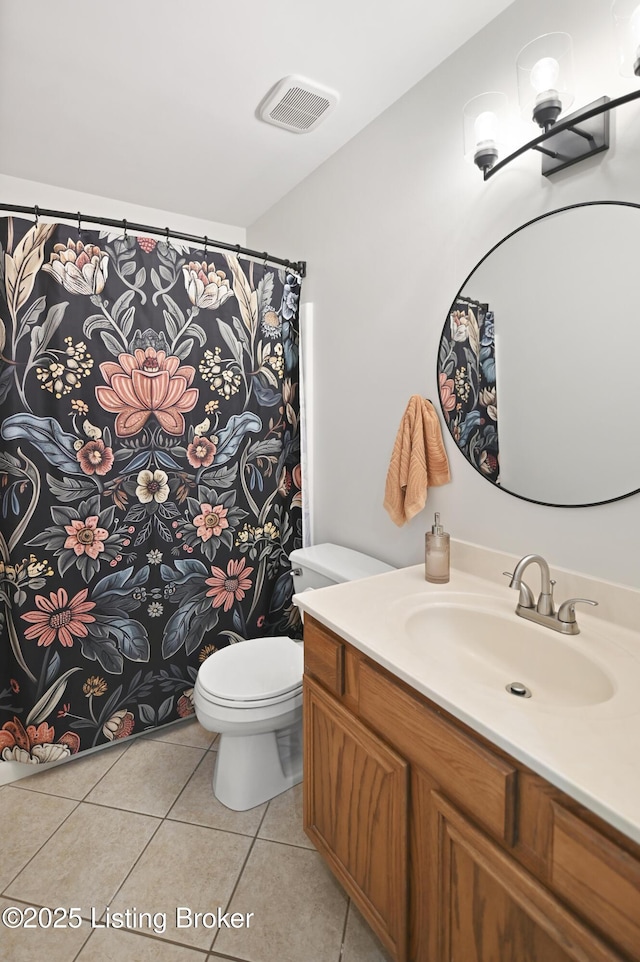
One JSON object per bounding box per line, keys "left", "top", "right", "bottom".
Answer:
{"left": 566, "top": 125, "right": 597, "bottom": 144}
{"left": 484, "top": 88, "right": 640, "bottom": 180}
{"left": 0, "top": 202, "right": 306, "bottom": 278}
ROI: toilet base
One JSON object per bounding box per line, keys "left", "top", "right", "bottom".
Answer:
{"left": 213, "top": 723, "right": 302, "bottom": 811}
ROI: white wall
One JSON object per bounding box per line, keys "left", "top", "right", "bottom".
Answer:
{"left": 248, "top": 0, "right": 640, "bottom": 589}
{"left": 0, "top": 172, "right": 245, "bottom": 247}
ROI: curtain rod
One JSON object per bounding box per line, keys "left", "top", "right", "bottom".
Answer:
{"left": 0, "top": 202, "right": 306, "bottom": 278}
{"left": 456, "top": 295, "right": 485, "bottom": 308}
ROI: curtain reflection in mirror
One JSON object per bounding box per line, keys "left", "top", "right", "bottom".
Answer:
{"left": 438, "top": 298, "right": 500, "bottom": 484}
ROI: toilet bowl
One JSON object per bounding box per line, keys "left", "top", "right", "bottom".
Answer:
{"left": 194, "top": 636, "right": 303, "bottom": 811}
{"left": 193, "top": 544, "right": 394, "bottom": 811}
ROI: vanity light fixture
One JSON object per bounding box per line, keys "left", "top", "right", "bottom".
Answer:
{"left": 463, "top": 92, "right": 509, "bottom": 174}
{"left": 613, "top": 0, "right": 640, "bottom": 75}
{"left": 466, "top": 18, "right": 640, "bottom": 180}
{"left": 516, "top": 33, "right": 575, "bottom": 130}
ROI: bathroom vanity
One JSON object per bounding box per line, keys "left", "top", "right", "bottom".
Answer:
{"left": 296, "top": 550, "right": 640, "bottom": 962}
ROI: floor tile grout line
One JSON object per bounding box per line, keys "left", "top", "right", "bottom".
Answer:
{"left": 10, "top": 745, "right": 207, "bottom": 818}
{"left": 71, "top": 801, "right": 270, "bottom": 956}
{"left": 165, "top": 812, "right": 279, "bottom": 843}
{"left": 0, "top": 896, "right": 246, "bottom": 962}
{"left": 7, "top": 781, "right": 104, "bottom": 804}
{"left": 249, "top": 831, "right": 315, "bottom": 851}
{"left": 2, "top": 718, "right": 211, "bottom": 784}
{"left": 5, "top": 728, "right": 213, "bottom": 799}
{"left": 205, "top": 949, "right": 263, "bottom": 961}
{"left": 5, "top": 737, "right": 134, "bottom": 803}
{"left": 4, "top": 733, "right": 338, "bottom": 961}
{"left": 8, "top": 783, "right": 303, "bottom": 855}
{"left": 0, "top": 896, "right": 96, "bottom": 962}
{"left": 94, "top": 807, "right": 168, "bottom": 926}
{"left": 67, "top": 913, "right": 97, "bottom": 962}
{"left": 209, "top": 797, "right": 272, "bottom": 952}
{"left": 76, "top": 736, "right": 173, "bottom": 802}
{"left": 134, "top": 718, "right": 214, "bottom": 746}
{"left": 8, "top": 793, "right": 180, "bottom": 821}
{"left": 10, "top": 780, "right": 314, "bottom": 848}
{"left": 164, "top": 746, "right": 216, "bottom": 822}
{"left": 74, "top": 738, "right": 136, "bottom": 802}
{"left": 75, "top": 922, "right": 213, "bottom": 958}
{"left": 2, "top": 725, "right": 217, "bottom": 946}
{"left": 77, "top": 792, "right": 248, "bottom": 956}
{"left": 3, "top": 807, "right": 162, "bottom": 926}
{"left": 4, "top": 726, "right": 215, "bottom": 801}
{"left": 110, "top": 927, "right": 220, "bottom": 958}
{"left": 82, "top": 737, "right": 207, "bottom": 810}
{"left": 90, "top": 746, "right": 230, "bottom": 952}
{"left": 0, "top": 797, "right": 82, "bottom": 898}
{"left": 338, "top": 898, "right": 352, "bottom": 962}
{"left": 4, "top": 791, "right": 314, "bottom": 867}
{"left": 141, "top": 725, "right": 218, "bottom": 752}
{"left": 94, "top": 742, "right": 203, "bottom": 921}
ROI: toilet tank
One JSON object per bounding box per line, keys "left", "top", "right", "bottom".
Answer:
{"left": 289, "top": 543, "right": 394, "bottom": 594}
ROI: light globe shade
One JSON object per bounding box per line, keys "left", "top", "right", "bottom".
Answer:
{"left": 463, "top": 92, "right": 509, "bottom": 172}
{"left": 516, "top": 33, "right": 575, "bottom": 125}
{"left": 612, "top": 0, "right": 640, "bottom": 76}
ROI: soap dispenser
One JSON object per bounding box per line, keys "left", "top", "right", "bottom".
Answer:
{"left": 425, "top": 512, "right": 450, "bottom": 584}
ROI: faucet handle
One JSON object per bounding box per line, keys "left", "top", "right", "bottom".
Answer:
{"left": 537, "top": 578, "right": 557, "bottom": 617}
{"left": 503, "top": 572, "right": 535, "bottom": 609}
{"left": 557, "top": 597, "right": 599, "bottom": 624}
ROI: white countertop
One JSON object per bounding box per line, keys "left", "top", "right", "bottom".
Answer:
{"left": 295, "top": 562, "right": 640, "bottom": 845}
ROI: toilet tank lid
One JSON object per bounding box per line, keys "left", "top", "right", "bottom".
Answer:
{"left": 288, "top": 543, "right": 394, "bottom": 583}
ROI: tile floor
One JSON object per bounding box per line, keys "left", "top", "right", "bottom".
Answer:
{"left": 0, "top": 719, "right": 392, "bottom": 962}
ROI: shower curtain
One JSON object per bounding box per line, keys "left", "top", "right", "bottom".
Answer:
{"left": 0, "top": 217, "right": 302, "bottom": 762}
{"left": 439, "top": 298, "right": 499, "bottom": 484}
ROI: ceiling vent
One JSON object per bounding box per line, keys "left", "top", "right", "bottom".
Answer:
{"left": 258, "top": 76, "right": 339, "bottom": 133}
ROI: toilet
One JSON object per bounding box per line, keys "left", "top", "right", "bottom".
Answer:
{"left": 194, "top": 543, "right": 394, "bottom": 810}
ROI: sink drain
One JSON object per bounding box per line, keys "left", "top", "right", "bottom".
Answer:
{"left": 506, "top": 681, "right": 532, "bottom": 698}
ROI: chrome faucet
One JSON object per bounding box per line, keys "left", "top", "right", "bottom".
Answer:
{"left": 504, "top": 554, "right": 598, "bottom": 635}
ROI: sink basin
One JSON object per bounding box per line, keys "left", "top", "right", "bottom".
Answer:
{"left": 403, "top": 599, "right": 615, "bottom": 707}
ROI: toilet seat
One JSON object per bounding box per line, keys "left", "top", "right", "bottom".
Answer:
{"left": 196, "top": 635, "right": 303, "bottom": 705}
{"left": 195, "top": 683, "right": 302, "bottom": 711}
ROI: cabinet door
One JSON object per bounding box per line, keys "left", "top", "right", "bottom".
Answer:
{"left": 304, "top": 674, "right": 408, "bottom": 962}
{"left": 429, "top": 792, "right": 625, "bottom": 962}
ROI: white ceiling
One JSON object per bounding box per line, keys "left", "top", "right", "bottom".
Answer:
{"left": 0, "top": 0, "right": 515, "bottom": 228}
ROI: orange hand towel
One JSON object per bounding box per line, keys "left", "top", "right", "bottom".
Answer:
{"left": 383, "top": 396, "right": 450, "bottom": 526}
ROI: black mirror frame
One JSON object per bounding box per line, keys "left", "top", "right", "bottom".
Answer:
{"left": 436, "top": 200, "right": 640, "bottom": 509}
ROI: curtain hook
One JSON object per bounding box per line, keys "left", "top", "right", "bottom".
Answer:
{"left": 204, "top": 235, "right": 208, "bottom": 258}
{"left": 34, "top": 205, "right": 39, "bottom": 227}
{"left": 122, "top": 218, "right": 128, "bottom": 240}
{"left": 262, "top": 251, "right": 269, "bottom": 268}
{"left": 235, "top": 243, "right": 242, "bottom": 258}
{"left": 77, "top": 211, "right": 82, "bottom": 237}
{"left": 165, "top": 227, "right": 170, "bottom": 245}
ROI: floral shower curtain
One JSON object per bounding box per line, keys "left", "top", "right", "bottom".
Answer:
{"left": 438, "top": 298, "right": 499, "bottom": 484}
{"left": 0, "top": 217, "right": 302, "bottom": 763}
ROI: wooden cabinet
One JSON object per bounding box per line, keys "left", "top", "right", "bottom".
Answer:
{"left": 304, "top": 674, "right": 409, "bottom": 961}
{"left": 303, "top": 616, "right": 640, "bottom": 962}
{"left": 550, "top": 804, "right": 640, "bottom": 960}
{"left": 429, "top": 792, "right": 624, "bottom": 962}
{"left": 358, "top": 659, "right": 517, "bottom": 844}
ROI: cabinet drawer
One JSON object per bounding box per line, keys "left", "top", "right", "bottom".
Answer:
{"left": 551, "top": 803, "right": 640, "bottom": 960}
{"left": 359, "top": 661, "right": 517, "bottom": 843}
{"left": 304, "top": 617, "right": 344, "bottom": 696}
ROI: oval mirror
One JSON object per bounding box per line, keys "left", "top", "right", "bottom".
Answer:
{"left": 437, "top": 202, "right": 640, "bottom": 507}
